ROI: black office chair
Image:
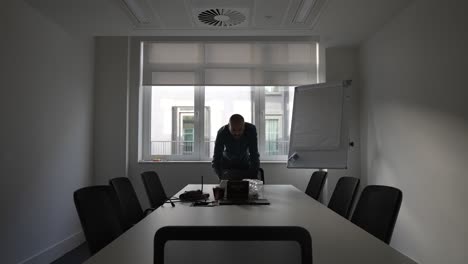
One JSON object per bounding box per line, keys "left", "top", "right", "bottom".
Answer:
{"left": 258, "top": 167, "right": 265, "bottom": 183}
{"left": 109, "top": 177, "right": 153, "bottom": 231}
{"left": 351, "top": 185, "right": 402, "bottom": 244}
{"left": 154, "top": 226, "right": 312, "bottom": 264}
{"left": 73, "top": 186, "right": 124, "bottom": 255}
{"left": 328, "top": 177, "right": 360, "bottom": 219}
{"left": 305, "top": 171, "right": 328, "bottom": 200}
{"left": 141, "top": 171, "right": 171, "bottom": 209}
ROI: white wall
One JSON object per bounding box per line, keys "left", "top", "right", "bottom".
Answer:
{"left": 324, "top": 47, "right": 361, "bottom": 202}
{"left": 94, "top": 37, "right": 130, "bottom": 183}
{"left": 0, "top": 1, "right": 94, "bottom": 263}
{"left": 360, "top": 0, "right": 468, "bottom": 263}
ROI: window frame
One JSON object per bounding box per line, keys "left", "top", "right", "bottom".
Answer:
{"left": 141, "top": 85, "right": 293, "bottom": 162}
{"left": 142, "top": 85, "right": 203, "bottom": 161}
{"left": 137, "top": 38, "right": 320, "bottom": 162}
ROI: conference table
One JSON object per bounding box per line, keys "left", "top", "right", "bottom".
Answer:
{"left": 85, "top": 184, "right": 416, "bottom": 264}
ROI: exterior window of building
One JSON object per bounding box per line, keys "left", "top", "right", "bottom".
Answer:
{"left": 265, "top": 118, "right": 280, "bottom": 155}
{"left": 144, "top": 85, "right": 294, "bottom": 161}
{"left": 149, "top": 86, "right": 195, "bottom": 159}
{"left": 181, "top": 114, "right": 194, "bottom": 154}
{"left": 262, "top": 86, "right": 294, "bottom": 160}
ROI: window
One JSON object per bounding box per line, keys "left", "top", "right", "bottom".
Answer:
{"left": 180, "top": 112, "right": 194, "bottom": 154}
{"left": 140, "top": 41, "right": 318, "bottom": 161}
{"left": 148, "top": 86, "right": 195, "bottom": 159}
{"left": 144, "top": 85, "right": 295, "bottom": 161}
{"left": 266, "top": 118, "right": 280, "bottom": 154}
{"left": 263, "top": 86, "right": 294, "bottom": 159}
{"left": 204, "top": 86, "right": 252, "bottom": 158}
{"left": 265, "top": 86, "right": 281, "bottom": 94}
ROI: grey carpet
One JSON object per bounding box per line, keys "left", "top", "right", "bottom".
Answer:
{"left": 51, "top": 242, "right": 90, "bottom": 264}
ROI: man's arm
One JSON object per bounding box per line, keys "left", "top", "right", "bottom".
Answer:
{"left": 247, "top": 125, "right": 260, "bottom": 170}
{"left": 212, "top": 129, "right": 224, "bottom": 177}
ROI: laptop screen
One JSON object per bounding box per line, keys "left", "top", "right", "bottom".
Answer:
{"left": 226, "top": 181, "right": 249, "bottom": 200}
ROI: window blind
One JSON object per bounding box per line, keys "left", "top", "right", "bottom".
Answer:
{"left": 142, "top": 41, "right": 318, "bottom": 86}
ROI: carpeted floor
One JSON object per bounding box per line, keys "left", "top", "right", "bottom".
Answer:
{"left": 51, "top": 242, "right": 90, "bottom": 264}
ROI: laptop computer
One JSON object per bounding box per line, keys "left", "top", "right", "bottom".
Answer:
{"left": 218, "top": 180, "right": 270, "bottom": 205}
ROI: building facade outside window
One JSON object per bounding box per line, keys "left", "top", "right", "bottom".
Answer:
{"left": 146, "top": 85, "right": 294, "bottom": 161}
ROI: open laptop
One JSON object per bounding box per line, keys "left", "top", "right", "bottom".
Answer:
{"left": 218, "top": 180, "right": 270, "bottom": 205}
{"left": 220, "top": 168, "right": 259, "bottom": 181}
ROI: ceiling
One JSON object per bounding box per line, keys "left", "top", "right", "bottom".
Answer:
{"left": 25, "top": 0, "right": 412, "bottom": 46}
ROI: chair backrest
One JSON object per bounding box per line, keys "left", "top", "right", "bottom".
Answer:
{"left": 154, "top": 226, "right": 312, "bottom": 264}
{"left": 305, "top": 171, "right": 328, "bottom": 200}
{"left": 141, "top": 171, "right": 169, "bottom": 209}
{"left": 328, "top": 177, "right": 360, "bottom": 219}
{"left": 109, "top": 177, "right": 144, "bottom": 231}
{"left": 73, "top": 186, "right": 124, "bottom": 255}
{"left": 258, "top": 167, "right": 265, "bottom": 183}
{"left": 351, "top": 185, "right": 402, "bottom": 244}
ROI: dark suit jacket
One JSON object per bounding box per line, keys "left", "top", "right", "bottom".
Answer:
{"left": 212, "top": 122, "right": 260, "bottom": 176}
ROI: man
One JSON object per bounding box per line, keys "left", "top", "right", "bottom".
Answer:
{"left": 212, "top": 114, "right": 260, "bottom": 179}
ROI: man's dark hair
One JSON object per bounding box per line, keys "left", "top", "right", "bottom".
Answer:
{"left": 229, "top": 114, "right": 244, "bottom": 124}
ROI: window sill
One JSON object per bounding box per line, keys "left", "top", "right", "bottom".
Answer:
{"left": 138, "top": 160, "right": 287, "bottom": 164}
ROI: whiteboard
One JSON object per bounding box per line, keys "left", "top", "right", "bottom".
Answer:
{"left": 288, "top": 81, "right": 351, "bottom": 169}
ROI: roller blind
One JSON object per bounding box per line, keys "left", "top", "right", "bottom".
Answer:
{"left": 142, "top": 41, "right": 318, "bottom": 86}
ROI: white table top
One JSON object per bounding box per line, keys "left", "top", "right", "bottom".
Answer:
{"left": 85, "top": 184, "right": 416, "bottom": 264}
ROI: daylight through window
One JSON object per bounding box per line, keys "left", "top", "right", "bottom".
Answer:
{"left": 140, "top": 41, "right": 318, "bottom": 161}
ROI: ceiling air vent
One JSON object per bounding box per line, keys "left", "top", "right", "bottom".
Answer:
{"left": 197, "top": 8, "right": 247, "bottom": 27}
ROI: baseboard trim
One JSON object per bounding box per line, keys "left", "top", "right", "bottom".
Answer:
{"left": 17, "top": 231, "right": 85, "bottom": 264}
